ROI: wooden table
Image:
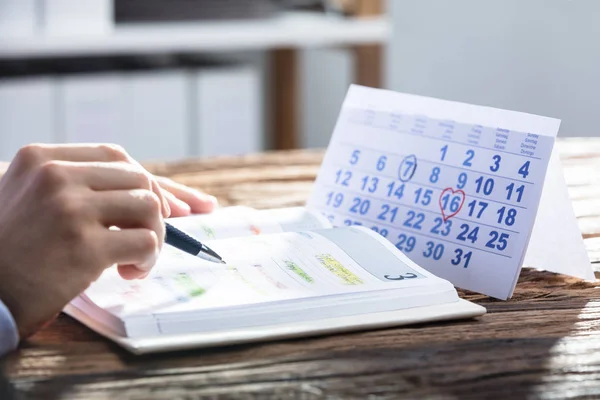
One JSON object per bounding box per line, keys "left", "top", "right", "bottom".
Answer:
{"left": 3, "top": 138, "right": 600, "bottom": 399}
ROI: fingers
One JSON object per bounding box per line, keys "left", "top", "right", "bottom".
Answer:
{"left": 93, "top": 189, "right": 165, "bottom": 276}
{"left": 118, "top": 265, "right": 149, "bottom": 280}
{"left": 69, "top": 162, "right": 172, "bottom": 218}
{"left": 19, "top": 143, "right": 134, "bottom": 163}
{"left": 16, "top": 144, "right": 170, "bottom": 217}
{"left": 93, "top": 190, "right": 165, "bottom": 253}
{"left": 151, "top": 175, "right": 171, "bottom": 218}
{"left": 103, "top": 229, "right": 159, "bottom": 267}
{"left": 101, "top": 229, "right": 159, "bottom": 280}
{"left": 156, "top": 176, "right": 218, "bottom": 215}
{"left": 161, "top": 189, "right": 191, "bottom": 217}
{"left": 57, "top": 161, "right": 153, "bottom": 191}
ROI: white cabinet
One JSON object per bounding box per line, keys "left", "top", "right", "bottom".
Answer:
{"left": 192, "top": 66, "right": 263, "bottom": 157}
{"left": 0, "top": 77, "right": 56, "bottom": 161}
{"left": 0, "top": 64, "right": 264, "bottom": 162}
{"left": 0, "top": 0, "right": 38, "bottom": 38}
{"left": 40, "top": 0, "right": 113, "bottom": 36}
{"left": 58, "top": 70, "right": 189, "bottom": 161}
{"left": 121, "top": 71, "right": 189, "bottom": 161}
{"left": 59, "top": 73, "right": 124, "bottom": 144}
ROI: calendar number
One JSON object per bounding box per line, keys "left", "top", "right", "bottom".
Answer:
{"left": 490, "top": 155, "right": 501, "bottom": 172}
{"left": 439, "top": 188, "right": 466, "bottom": 222}
{"left": 423, "top": 241, "right": 444, "bottom": 260}
{"left": 475, "top": 176, "right": 495, "bottom": 195}
{"left": 349, "top": 197, "right": 370, "bottom": 215}
{"left": 350, "top": 150, "right": 360, "bottom": 165}
{"left": 456, "top": 224, "right": 479, "bottom": 243}
{"left": 518, "top": 161, "right": 530, "bottom": 178}
{"left": 430, "top": 217, "right": 452, "bottom": 236}
{"left": 387, "top": 182, "right": 405, "bottom": 199}
{"left": 505, "top": 183, "right": 524, "bottom": 203}
{"left": 467, "top": 200, "right": 488, "bottom": 219}
{"left": 414, "top": 188, "right": 433, "bottom": 206}
{"left": 485, "top": 231, "right": 509, "bottom": 251}
{"left": 403, "top": 211, "right": 425, "bottom": 230}
{"left": 429, "top": 167, "right": 441, "bottom": 183}
{"left": 371, "top": 226, "right": 389, "bottom": 237}
{"left": 457, "top": 172, "right": 467, "bottom": 189}
{"left": 441, "top": 192, "right": 463, "bottom": 213}
{"left": 326, "top": 192, "right": 344, "bottom": 208}
{"left": 399, "top": 155, "right": 418, "bottom": 182}
{"left": 335, "top": 169, "right": 352, "bottom": 186}
{"left": 463, "top": 149, "right": 475, "bottom": 167}
{"left": 378, "top": 204, "right": 399, "bottom": 223}
{"left": 440, "top": 145, "right": 448, "bottom": 161}
{"left": 497, "top": 207, "right": 517, "bottom": 226}
{"left": 361, "top": 176, "right": 379, "bottom": 193}
{"left": 384, "top": 273, "right": 418, "bottom": 280}
{"left": 376, "top": 155, "right": 387, "bottom": 171}
{"left": 395, "top": 234, "right": 416, "bottom": 253}
{"left": 343, "top": 219, "right": 362, "bottom": 226}
{"left": 451, "top": 249, "right": 473, "bottom": 268}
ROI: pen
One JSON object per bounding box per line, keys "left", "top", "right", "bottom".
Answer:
{"left": 164, "top": 222, "right": 226, "bottom": 264}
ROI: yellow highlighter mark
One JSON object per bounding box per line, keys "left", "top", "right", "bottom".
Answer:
{"left": 316, "top": 254, "right": 363, "bottom": 285}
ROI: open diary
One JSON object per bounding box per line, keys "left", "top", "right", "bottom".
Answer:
{"left": 65, "top": 206, "right": 485, "bottom": 354}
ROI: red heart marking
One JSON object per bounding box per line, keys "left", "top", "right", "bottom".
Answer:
{"left": 439, "top": 188, "right": 466, "bottom": 222}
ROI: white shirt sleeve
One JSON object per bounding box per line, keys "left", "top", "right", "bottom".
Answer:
{"left": 0, "top": 299, "right": 18, "bottom": 357}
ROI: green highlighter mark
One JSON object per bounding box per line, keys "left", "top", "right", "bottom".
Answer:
{"left": 201, "top": 225, "right": 216, "bottom": 239}
{"left": 175, "top": 273, "right": 206, "bottom": 297}
{"left": 284, "top": 260, "right": 314, "bottom": 283}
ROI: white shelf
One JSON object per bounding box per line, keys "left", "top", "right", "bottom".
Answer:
{"left": 0, "top": 12, "right": 390, "bottom": 59}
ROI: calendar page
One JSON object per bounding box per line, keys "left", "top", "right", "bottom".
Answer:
{"left": 307, "top": 85, "right": 560, "bottom": 299}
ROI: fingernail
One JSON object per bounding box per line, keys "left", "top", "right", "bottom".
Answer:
{"left": 163, "top": 200, "right": 171, "bottom": 218}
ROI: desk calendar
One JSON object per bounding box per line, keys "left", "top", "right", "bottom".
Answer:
{"left": 307, "top": 85, "right": 591, "bottom": 299}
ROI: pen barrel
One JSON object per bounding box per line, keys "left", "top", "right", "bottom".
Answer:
{"left": 165, "top": 224, "right": 203, "bottom": 256}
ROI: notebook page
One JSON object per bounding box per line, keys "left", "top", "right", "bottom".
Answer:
{"left": 81, "top": 227, "right": 454, "bottom": 336}
{"left": 167, "top": 206, "right": 331, "bottom": 241}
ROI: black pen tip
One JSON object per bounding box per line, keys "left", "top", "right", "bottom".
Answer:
{"left": 201, "top": 245, "right": 222, "bottom": 260}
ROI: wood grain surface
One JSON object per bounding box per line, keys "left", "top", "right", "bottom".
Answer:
{"left": 2, "top": 138, "right": 600, "bottom": 399}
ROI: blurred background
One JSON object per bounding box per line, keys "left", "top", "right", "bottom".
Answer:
{"left": 0, "top": 0, "right": 597, "bottom": 162}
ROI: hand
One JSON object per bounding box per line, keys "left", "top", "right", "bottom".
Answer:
{"left": 157, "top": 177, "right": 218, "bottom": 218}
{"left": 0, "top": 144, "right": 170, "bottom": 338}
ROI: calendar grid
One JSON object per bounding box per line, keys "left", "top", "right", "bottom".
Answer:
{"left": 337, "top": 141, "right": 535, "bottom": 185}
{"left": 320, "top": 183, "right": 521, "bottom": 235}
{"left": 325, "top": 210, "right": 513, "bottom": 259}
{"left": 306, "top": 86, "right": 558, "bottom": 299}
{"left": 329, "top": 161, "right": 529, "bottom": 210}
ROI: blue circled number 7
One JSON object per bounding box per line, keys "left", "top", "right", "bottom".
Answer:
{"left": 398, "top": 155, "right": 418, "bottom": 183}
